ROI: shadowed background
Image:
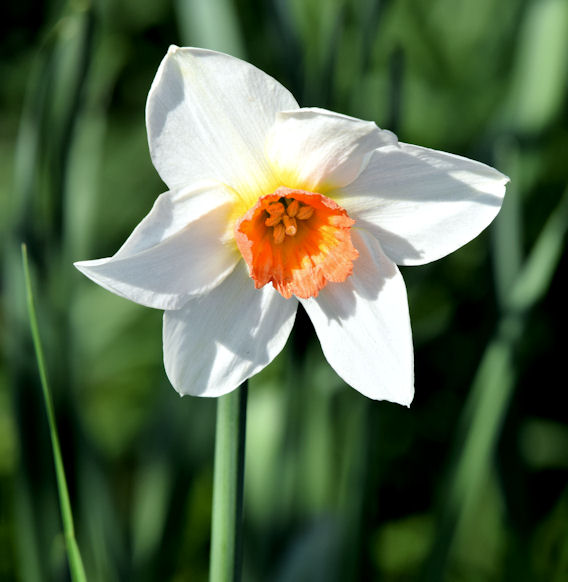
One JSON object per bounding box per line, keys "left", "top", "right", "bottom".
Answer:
{"left": 1, "top": 0, "right": 567, "bottom": 580}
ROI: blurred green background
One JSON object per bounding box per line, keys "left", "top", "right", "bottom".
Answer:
{"left": 1, "top": 0, "right": 567, "bottom": 580}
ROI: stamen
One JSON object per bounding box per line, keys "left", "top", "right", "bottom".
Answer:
{"left": 296, "top": 205, "right": 314, "bottom": 220}
{"left": 286, "top": 199, "right": 299, "bottom": 217}
{"left": 282, "top": 215, "right": 297, "bottom": 236}
{"left": 264, "top": 214, "right": 282, "bottom": 227}
{"left": 266, "top": 202, "right": 285, "bottom": 217}
{"left": 273, "top": 222, "right": 286, "bottom": 244}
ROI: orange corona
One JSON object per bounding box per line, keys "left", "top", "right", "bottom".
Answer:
{"left": 235, "top": 187, "right": 359, "bottom": 299}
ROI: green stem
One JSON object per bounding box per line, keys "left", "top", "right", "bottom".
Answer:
{"left": 209, "top": 382, "right": 248, "bottom": 582}
{"left": 21, "top": 244, "right": 87, "bottom": 582}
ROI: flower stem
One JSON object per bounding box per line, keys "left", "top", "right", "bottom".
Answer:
{"left": 21, "top": 244, "right": 87, "bottom": 582}
{"left": 209, "top": 382, "right": 248, "bottom": 582}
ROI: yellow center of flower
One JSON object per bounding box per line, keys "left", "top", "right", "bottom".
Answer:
{"left": 234, "top": 186, "right": 359, "bottom": 299}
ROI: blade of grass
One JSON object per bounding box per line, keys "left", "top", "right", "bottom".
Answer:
{"left": 175, "top": 0, "right": 245, "bottom": 58}
{"left": 21, "top": 243, "right": 87, "bottom": 582}
{"left": 509, "top": 187, "right": 568, "bottom": 313}
{"left": 425, "top": 186, "right": 568, "bottom": 579}
{"left": 492, "top": 138, "right": 523, "bottom": 308}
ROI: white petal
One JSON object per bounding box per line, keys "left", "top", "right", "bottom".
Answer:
{"left": 301, "top": 230, "right": 414, "bottom": 405}
{"left": 74, "top": 183, "right": 239, "bottom": 310}
{"left": 265, "top": 108, "right": 397, "bottom": 192}
{"left": 335, "top": 143, "right": 509, "bottom": 265}
{"left": 146, "top": 46, "right": 298, "bottom": 195}
{"left": 163, "top": 262, "right": 297, "bottom": 396}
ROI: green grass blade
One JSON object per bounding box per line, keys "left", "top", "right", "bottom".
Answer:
{"left": 21, "top": 243, "right": 87, "bottom": 582}
{"left": 426, "top": 185, "right": 568, "bottom": 579}
{"left": 175, "top": 0, "right": 245, "bottom": 57}
{"left": 492, "top": 139, "right": 523, "bottom": 308}
{"left": 509, "top": 186, "right": 568, "bottom": 312}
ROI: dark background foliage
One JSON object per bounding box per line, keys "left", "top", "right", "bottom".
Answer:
{"left": 1, "top": 0, "right": 567, "bottom": 580}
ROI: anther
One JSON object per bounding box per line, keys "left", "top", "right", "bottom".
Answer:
{"left": 266, "top": 202, "right": 285, "bottom": 217}
{"left": 296, "top": 205, "right": 314, "bottom": 220}
{"left": 286, "top": 199, "right": 299, "bottom": 217}
{"left": 273, "top": 223, "right": 286, "bottom": 244}
{"left": 283, "top": 215, "right": 297, "bottom": 236}
{"left": 265, "top": 214, "right": 282, "bottom": 227}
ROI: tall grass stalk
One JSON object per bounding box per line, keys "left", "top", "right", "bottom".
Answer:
{"left": 21, "top": 244, "right": 87, "bottom": 582}
{"left": 425, "top": 186, "right": 568, "bottom": 579}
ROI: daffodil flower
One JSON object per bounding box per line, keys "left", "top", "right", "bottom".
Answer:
{"left": 75, "top": 46, "right": 508, "bottom": 405}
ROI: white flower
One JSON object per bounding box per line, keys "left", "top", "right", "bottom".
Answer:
{"left": 75, "top": 46, "right": 508, "bottom": 405}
